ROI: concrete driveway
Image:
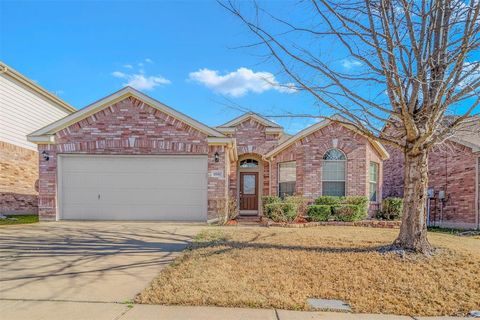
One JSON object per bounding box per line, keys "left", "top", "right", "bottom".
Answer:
{"left": 0, "top": 222, "right": 202, "bottom": 303}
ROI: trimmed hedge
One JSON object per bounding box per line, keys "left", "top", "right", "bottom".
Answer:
{"left": 307, "top": 205, "right": 332, "bottom": 221}
{"left": 309, "top": 195, "right": 370, "bottom": 222}
{"left": 343, "top": 196, "right": 369, "bottom": 216}
{"left": 315, "top": 196, "right": 344, "bottom": 205}
{"left": 333, "top": 204, "right": 363, "bottom": 221}
{"left": 284, "top": 195, "right": 309, "bottom": 216}
{"left": 265, "top": 202, "right": 297, "bottom": 223}
{"left": 261, "top": 196, "right": 281, "bottom": 213}
{"left": 377, "top": 197, "right": 403, "bottom": 220}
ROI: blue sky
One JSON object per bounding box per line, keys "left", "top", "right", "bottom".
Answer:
{"left": 1, "top": 1, "right": 477, "bottom": 134}
{"left": 0, "top": 0, "right": 322, "bottom": 133}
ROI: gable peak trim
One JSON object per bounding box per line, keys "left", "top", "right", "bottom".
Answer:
{"left": 28, "top": 86, "right": 225, "bottom": 142}
{"left": 217, "top": 112, "right": 283, "bottom": 129}
{"left": 265, "top": 115, "right": 389, "bottom": 160}
{"left": 0, "top": 61, "right": 76, "bottom": 113}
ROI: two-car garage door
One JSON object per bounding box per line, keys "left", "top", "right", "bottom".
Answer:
{"left": 58, "top": 155, "right": 208, "bottom": 221}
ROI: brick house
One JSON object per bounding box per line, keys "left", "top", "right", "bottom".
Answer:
{"left": 0, "top": 62, "right": 75, "bottom": 215}
{"left": 28, "top": 87, "right": 389, "bottom": 222}
{"left": 383, "top": 119, "right": 480, "bottom": 230}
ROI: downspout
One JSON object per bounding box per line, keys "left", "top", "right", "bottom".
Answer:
{"left": 262, "top": 155, "right": 272, "bottom": 196}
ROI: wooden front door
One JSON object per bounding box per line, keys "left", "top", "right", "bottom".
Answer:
{"left": 239, "top": 172, "right": 258, "bottom": 211}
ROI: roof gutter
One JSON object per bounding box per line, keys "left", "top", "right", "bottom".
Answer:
{"left": 27, "top": 134, "right": 55, "bottom": 144}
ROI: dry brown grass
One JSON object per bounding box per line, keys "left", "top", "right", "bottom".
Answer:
{"left": 136, "top": 226, "right": 480, "bottom": 316}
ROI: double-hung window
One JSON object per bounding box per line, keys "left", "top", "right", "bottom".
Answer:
{"left": 322, "top": 149, "right": 346, "bottom": 196}
{"left": 369, "top": 162, "right": 379, "bottom": 202}
{"left": 278, "top": 161, "right": 296, "bottom": 197}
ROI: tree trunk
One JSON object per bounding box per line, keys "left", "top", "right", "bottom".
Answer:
{"left": 394, "top": 149, "right": 433, "bottom": 254}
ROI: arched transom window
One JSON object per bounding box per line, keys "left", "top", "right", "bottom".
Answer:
{"left": 322, "top": 149, "right": 346, "bottom": 196}
{"left": 240, "top": 159, "right": 258, "bottom": 168}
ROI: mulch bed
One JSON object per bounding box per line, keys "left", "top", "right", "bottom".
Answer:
{"left": 266, "top": 219, "right": 401, "bottom": 228}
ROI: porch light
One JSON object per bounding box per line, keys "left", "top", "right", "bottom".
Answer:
{"left": 214, "top": 152, "right": 220, "bottom": 162}
{"left": 41, "top": 150, "right": 49, "bottom": 161}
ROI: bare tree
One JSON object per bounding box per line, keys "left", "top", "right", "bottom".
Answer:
{"left": 221, "top": 0, "right": 480, "bottom": 253}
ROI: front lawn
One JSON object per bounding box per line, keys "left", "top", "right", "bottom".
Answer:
{"left": 136, "top": 226, "right": 480, "bottom": 317}
{"left": 0, "top": 214, "right": 38, "bottom": 225}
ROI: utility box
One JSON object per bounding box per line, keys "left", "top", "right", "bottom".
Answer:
{"left": 427, "top": 188, "right": 435, "bottom": 198}
{"left": 438, "top": 190, "right": 446, "bottom": 200}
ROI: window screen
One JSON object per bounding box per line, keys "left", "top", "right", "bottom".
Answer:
{"left": 322, "top": 149, "right": 346, "bottom": 196}
{"left": 278, "top": 161, "right": 296, "bottom": 197}
{"left": 369, "top": 162, "right": 379, "bottom": 201}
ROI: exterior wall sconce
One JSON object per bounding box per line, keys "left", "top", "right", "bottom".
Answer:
{"left": 41, "top": 150, "right": 49, "bottom": 161}
{"left": 214, "top": 152, "right": 220, "bottom": 162}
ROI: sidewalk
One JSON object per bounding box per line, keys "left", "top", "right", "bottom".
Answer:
{"left": 0, "top": 300, "right": 468, "bottom": 320}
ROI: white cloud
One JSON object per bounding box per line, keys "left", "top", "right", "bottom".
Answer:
{"left": 188, "top": 67, "right": 297, "bottom": 97}
{"left": 341, "top": 59, "right": 362, "bottom": 69}
{"left": 112, "top": 71, "right": 126, "bottom": 78}
{"left": 145, "top": 58, "right": 153, "bottom": 63}
{"left": 112, "top": 61, "right": 171, "bottom": 91}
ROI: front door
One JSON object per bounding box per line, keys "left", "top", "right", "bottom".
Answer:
{"left": 239, "top": 172, "right": 258, "bottom": 211}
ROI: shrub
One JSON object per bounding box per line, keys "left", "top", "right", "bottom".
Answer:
{"left": 344, "top": 196, "right": 369, "bottom": 216}
{"left": 264, "top": 202, "right": 297, "bottom": 223}
{"left": 333, "top": 204, "right": 363, "bottom": 221}
{"left": 284, "top": 195, "right": 309, "bottom": 216}
{"left": 315, "top": 196, "right": 343, "bottom": 205}
{"left": 307, "top": 205, "right": 332, "bottom": 221}
{"left": 261, "top": 196, "right": 281, "bottom": 213}
{"left": 218, "top": 194, "right": 238, "bottom": 225}
{"left": 377, "top": 197, "right": 403, "bottom": 220}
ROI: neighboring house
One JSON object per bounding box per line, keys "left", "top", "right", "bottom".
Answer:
{"left": 28, "top": 86, "right": 389, "bottom": 222}
{"left": 383, "top": 118, "right": 480, "bottom": 230}
{"left": 0, "top": 62, "right": 75, "bottom": 215}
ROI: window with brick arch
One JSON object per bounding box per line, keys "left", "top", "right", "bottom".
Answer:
{"left": 322, "top": 149, "right": 346, "bottom": 197}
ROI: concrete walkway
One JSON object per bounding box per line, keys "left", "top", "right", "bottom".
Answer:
{"left": 0, "top": 222, "right": 202, "bottom": 302}
{"left": 0, "top": 300, "right": 468, "bottom": 320}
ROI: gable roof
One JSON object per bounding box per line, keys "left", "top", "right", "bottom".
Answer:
{"left": 0, "top": 61, "right": 76, "bottom": 113}
{"left": 449, "top": 116, "right": 480, "bottom": 152}
{"left": 217, "top": 112, "right": 283, "bottom": 129}
{"left": 382, "top": 115, "right": 480, "bottom": 153}
{"left": 265, "top": 115, "right": 390, "bottom": 160}
{"left": 28, "top": 86, "right": 225, "bottom": 143}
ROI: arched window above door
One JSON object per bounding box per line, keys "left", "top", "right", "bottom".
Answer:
{"left": 240, "top": 159, "right": 259, "bottom": 168}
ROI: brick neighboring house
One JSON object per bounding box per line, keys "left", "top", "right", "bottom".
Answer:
{"left": 28, "top": 86, "right": 389, "bottom": 222}
{"left": 0, "top": 62, "right": 75, "bottom": 215}
{"left": 383, "top": 119, "right": 480, "bottom": 230}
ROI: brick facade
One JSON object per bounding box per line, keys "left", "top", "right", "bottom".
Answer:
{"left": 0, "top": 141, "right": 38, "bottom": 214}
{"left": 37, "top": 96, "right": 225, "bottom": 221}
{"left": 270, "top": 123, "right": 384, "bottom": 217}
{"left": 382, "top": 145, "right": 404, "bottom": 198}
{"left": 222, "top": 118, "right": 282, "bottom": 213}
{"left": 207, "top": 145, "right": 228, "bottom": 220}
{"left": 32, "top": 90, "right": 391, "bottom": 222}
{"left": 383, "top": 140, "right": 479, "bottom": 229}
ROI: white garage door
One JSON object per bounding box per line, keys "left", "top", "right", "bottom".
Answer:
{"left": 58, "top": 155, "right": 208, "bottom": 221}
